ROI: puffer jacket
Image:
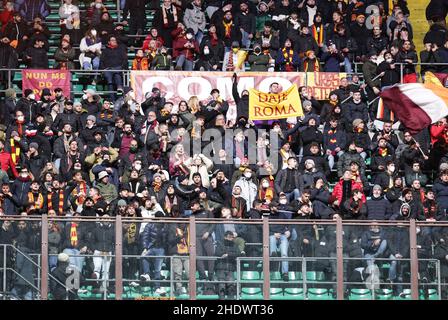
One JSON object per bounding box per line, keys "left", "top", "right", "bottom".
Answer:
{"left": 93, "top": 222, "right": 115, "bottom": 252}
{"left": 141, "top": 222, "right": 167, "bottom": 250}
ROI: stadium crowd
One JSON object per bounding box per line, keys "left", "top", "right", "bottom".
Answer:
{"left": 1, "top": 0, "right": 448, "bottom": 300}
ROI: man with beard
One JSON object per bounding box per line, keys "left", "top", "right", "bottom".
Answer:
{"left": 45, "top": 178, "right": 72, "bottom": 216}
{"left": 51, "top": 100, "right": 82, "bottom": 133}
{"left": 216, "top": 10, "right": 241, "bottom": 50}
{"left": 53, "top": 123, "right": 84, "bottom": 160}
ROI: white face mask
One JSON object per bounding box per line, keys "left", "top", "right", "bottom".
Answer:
{"left": 279, "top": 199, "right": 287, "bottom": 205}
{"left": 203, "top": 48, "right": 210, "bottom": 55}
{"left": 95, "top": 3, "right": 102, "bottom": 9}
{"left": 186, "top": 34, "right": 193, "bottom": 40}
{"left": 91, "top": 29, "right": 97, "bottom": 37}
{"left": 244, "top": 172, "right": 252, "bottom": 179}
{"left": 386, "top": 58, "right": 393, "bottom": 63}
{"left": 262, "top": 182, "right": 269, "bottom": 188}
{"left": 82, "top": 94, "right": 88, "bottom": 100}
{"left": 17, "top": 115, "right": 25, "bottom": 122}
{"left": 134, "top": 164, "right": 142, "bottom": 171}
{"left": 29, "top": 94, "right": 36, "bottom": 100}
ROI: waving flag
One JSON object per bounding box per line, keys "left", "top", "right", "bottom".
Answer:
{"left": 379, "top": 72, "right": 448, "bottom": 134}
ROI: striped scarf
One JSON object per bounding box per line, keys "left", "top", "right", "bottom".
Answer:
{"left": 72, "top": 181, "right": 88, "bottom": 206}
{"left": 164, "top": 195, "right": 178, "bottom": 215}
{"left": 70, "top": 223, "right": 78, "bottom": 247}
{"left": 223, "top": 20, "right": 233, "bottom": 38}
{"left": 126, "top": 223, "right": 137, "bottom": 244}
{"left": 303, "top": 58, "right": 320, "bottom": 72}
{"left": 282, "top": 48, "right": 295, "bottom": 68}
{"left": 176, "top": 226, "right": 189, "bottom": 254}
{"left": 100, "top": 111, "right": 113, "bottom": 120}
{"left": 162, "top": 5, "right": 177, "bottom": 27}
{"left": 226, "top": 51, "right": 235, "bottom": 71}
{"left": 10, "top": 138, "right": 20, "bottom": 165}
{"left": 312, "top": 24, "right": 324, "bottom": 46}
{"left": 48, "top": 190, "right": 65, "bottom": 216}
{"left": 28, "top": 192, "right": 44, "bottom": 210}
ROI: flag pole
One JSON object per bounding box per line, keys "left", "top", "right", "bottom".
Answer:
{"left": 411, "top": 137, "right": 429, "bottom": 159}
{"left": 340, "top": 91, "right": 354, "bottom": 104}
{"left": 368, "top": 95, "right": 381, "bottom": 106}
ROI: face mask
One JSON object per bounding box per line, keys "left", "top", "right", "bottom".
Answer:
{"left": 17, "top": 116, "right": 24, "bottom": 122}
{"left": 186, "top": 34, "right": 193, "bottom": 40}
{"left": 244, "top": 172, "right": 252, "bottom": 179}
{"left": 130, "top": 146, "right": 138, "bottom": 153}
{"left": 91, "top": 29, "right": 97, "bottom": 37}
{"left": 161, "top": 51, "right": 167, "bottom": 55}
{"left": 95, "top": 3, "right": 102, "bottom": 9}
{"left": 224, "top": 239, "right": 234, "bottom": 246}
{"left": 279, "top": 199, "right": 287, "bottom": 205}
{"left": 254, "top": 48, "right": 261, "bottom": 54}
{"left": 386, "top": 58, "right": 393, "bottom": 63}
{"left": 262, "top": 182, "right": 269, "bottom": 188}
{"left": 203, "top": 48, "right": 210, "bottom": 55}
{"left": 29, "top": 94, "right": 36, "bottom": 100}
{"left": 232, "top": 48, "right": 239, "bottom": 53}
{"left": 134, "top": 164, "right": 142, "bottom": 171}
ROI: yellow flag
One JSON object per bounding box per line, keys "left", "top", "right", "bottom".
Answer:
{"left": 248, "top": 84, "right": 303, "bottom": 120}
{"left": 424, "top": 72, "right": 443, "bottom": 87}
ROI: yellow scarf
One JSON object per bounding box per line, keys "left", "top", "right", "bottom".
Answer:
{"left": 28, "top": 192, "right": 44, "bottom": 210}
{"left": 223, "top": 20, "right": 233, "bottom": 38}
{"left": 70, "top": 223, "right": 78, "bottom": 247}
{"left": 10, "top": 138, "right": 20, "bottom": 165}
{"left": 176, "top": 227, "right": 189, "bottom": 255}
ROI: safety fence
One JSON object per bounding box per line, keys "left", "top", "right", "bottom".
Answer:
{"left": 0, "top": 215, "right": 447, "bottom": 300}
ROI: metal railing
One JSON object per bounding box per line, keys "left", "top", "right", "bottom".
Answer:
{"left": 0, "top": 215, "right": 446, "bottom": 300}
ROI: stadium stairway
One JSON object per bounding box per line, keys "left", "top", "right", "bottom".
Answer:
{"left": 407, "top": 0, "right": 429, "bottom": 55}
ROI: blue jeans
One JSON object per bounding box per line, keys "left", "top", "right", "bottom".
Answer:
{"left": 82, "top": 57, "right": 100, "bottom": 70}
{"left": 241, "top": 30, "right": 251, "bottom": 49}
{"left": 195, "top": 30, "right": 204, "bottom": 46}
{"left": 63, "top": 248, "right": 85, "bottom": 273}
{"left": 176, "top": 54, "right": 194, "bottom": 71}
{"left": 142, "top": 247, "right": 165, "bottom": 288}
{"left": 49, "top": 255, "right": 58, "bottom": 272}
{"left": 269, "top": 235, "right": 289, "bottom": 274}
{"left": 364, "top": 239, "right": 387, "bottom": 268}
{"left": 285, "top": 189, "right": 300, "bottom": 202}
{"left": 343, "top": 57, "right": 352, "bottom": 73}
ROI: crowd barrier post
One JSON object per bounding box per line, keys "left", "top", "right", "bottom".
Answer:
{"left": 189, "top": 216, "right": 197, "bottom": 300}
{"left": 115, "top": 214, "right": 123, "bottom": 300}
{"left": 409, "top": 219, "right": 419, "bottom": 300}
{"left": 41, "top": 214, "right": 49, "bottom": 300}
{"left": 336, "top": 217, "right": 344, "bottom": 300}
{"left": 262, "top": 218, "right": 270, "bottom": 300}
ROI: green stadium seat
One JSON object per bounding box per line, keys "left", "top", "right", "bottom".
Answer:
{"left": 349, "top": 288, "right": 372, "bottom": 300}
{"left": 73, "top": 84, "right": 84, "bottom": 93}
{"left": 241, "top": 287, "right": 262, "bottom": 299}
{"left": 306, "top": 271, "right": 325, "bottom": 281}
{"left": 284, "top": 287, "right": 304, "bottom": 298}
{"left": 241, "top": 271, "right": 260, "bottom": 281}
{"left": 308, "top": 288, "right": 331, "bottom": 300}
{"left": 375, "top": 288, "right": 393, "bottom": 300}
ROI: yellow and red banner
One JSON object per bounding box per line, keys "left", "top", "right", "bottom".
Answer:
{"left": 249, "top": 84, "right": 303, "bottom": 120}
{"left": 22, "top": 69, "right": 71, "bottom": 100}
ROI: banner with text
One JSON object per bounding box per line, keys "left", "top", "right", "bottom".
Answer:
{"left": 249, "top": 84, "right": 303, "bottom": 120}
{"left": 131, "top": 71, "right": 345, "bottom": 121}
{"left": 22, "top": 69, "right": 71, "bottom": 100}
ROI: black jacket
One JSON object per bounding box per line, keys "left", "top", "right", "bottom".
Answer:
{"left": 215, "top": 240, "right": 240, "bottom": 271}
{"left": 93, "top": 222, "right": 115, "bottom": 252}
{"left": 141, "top": 222, "right": 166, "bottom": 250}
